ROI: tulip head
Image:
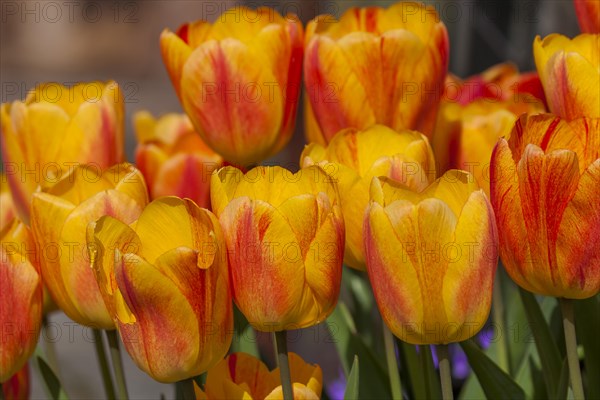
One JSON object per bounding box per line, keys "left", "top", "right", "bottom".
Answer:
{"left": 533, "top": 34, "right": 600, "bottom": 120}
{"left": 211, "top": 166, "right": 344, "bottom": 331}
{"left": 574, "top": 0, "right": 600, "bottom": 33}
{"left": 134, "top": 111, "right": 222, "bottom": 208}
{"left": 491, "top": 113, "right": 600, "bottom": 299}
{"left": 89, "top": 197, "right": 233, "bottom": 383}
{"left": 30, "top": 163, "right": 148, "bottom": 329}
{"left": 1, "top": 222, "right": 42, "bottom": 382}
{"left": 197, "top": 352, "right": 322, "bottom": 399}
{"left": 160, "top": 7, "right": 304, "bottom": 165}
{"left": 1, "top": 81, "right": 124, "bottom": 224}
{"left": 365, "top": 171, "right": 498, "bottom": 344}
{"left": 304, "top": 2, "right": 449, "bottom": 144}
{"left": 301, "top": 125, "right": 436, "bottom": 269}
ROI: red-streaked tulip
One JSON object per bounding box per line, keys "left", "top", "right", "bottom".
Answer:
{"left": 1, "top": 175, "right": 16, "bottom": 231}
{"left": 211, "top": 166, "right": 344, "bottom": 332}
{"left": 301, "top": 124, "right": 436, "bottom": 270}
{"left": 1, "top": 81, "right": 124, "bottom": 224}
{"left": 160, "top": 7, "right": 304, "bottom": 165}
{"left": 574, "top": 0, "right": 600, "bottom": 33}
{"left": 304, "top": 2, "right": 449, "bottom": 144}
{"left": 195, "top": 352, "right": 322, "bottom": 399}
{"left": 533, "top": 34, "right": 600, "bottom": 120}
{"left": 134, "top": 111, "right": 222, "bottom": 208}
{"left": 365, "top": 171, "right": 498, "bottom": 344}
{"left": 1, "top": 222, "right": 42, "bottom": 382}
{"left": 30, "top": 163, "right": 148, "bottom": 329}
{"left": 88, "top": 197, "right": 232, "bottom": 383}
{"left": 2, "top": 363, "right": 29, "bottom": 400}
{"left": 491, "top": 114, "right": 600, "bottom": 299}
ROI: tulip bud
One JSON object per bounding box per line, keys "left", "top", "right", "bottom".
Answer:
{"left": 160, "top": 7, "right": 304, "bottom": 165}
{"left": 1, "top": 222, "right": 42, "bottom": 383}
{"left": 196, "top": 352, "right": 322, "bottom": 399}
{"left": 30, "top": 163, "right": 148, "bottom": 329}
{"left": 365, "top": 171, "right": 498, "bottom": 344}
{"left": 491, "top": 113, "right": 600, "bottom": 299}
{"left": 301, "top": 124, "right": 436, "bottom": 270}
{"left": 89, "top": 197, "right": 233, "bottom": 383}
{"left": 211, "top": 166, "right": 344, "bottom": 331}
{"left": 534, "top": 33, "right": 600, "bottom": 120}
{"left": 134, "top": 111, "right": 222, "bottom": 208}
{"left": 1, "top": 81, "right": 124, "bottom": 224}
{"left": 304, "top": 2, "right": 449, "bottom": 144}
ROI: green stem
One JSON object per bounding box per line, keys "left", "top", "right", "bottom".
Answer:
{"left": 437, "top": 345, "right": 454, "bottom": 400}
{"left": 93, "top": 329, "right": 116, "bottom": 399}
{"left": 492, "top": 282, "right": 510, "bottom": 373}
{"left": 105, "top": 330, "right": 129, "bottom": 400}
{"left": 177, "top": 378, "right": 196, "bottom": 400}
{"left": 274, "top": 331, "right": 294, "bottom": 400}
{"left": 560, "top": 298, "right": 585, "bottom": 400}
{"left": 43, "top": 316, "right": 60, "bottom": 379}
{"left": 383, "top": 325, "right": 402, "bottom": 399}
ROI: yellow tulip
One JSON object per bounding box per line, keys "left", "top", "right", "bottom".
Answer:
{"left": 211, "top": 166, "right": 344, "bottom": 332}
{"left": 195, "top": 352, "right": 322, "bottom": 400}
{"left": 1, "top": 175, "right": 16, "bottom": 232}
{"left": 1, "top": 81, "right": 124, "bottom": 224}
{"left": 491, "top": 114, "right": 600, "bottom": 299}
{"left": 304, "top": 2, "right": 449, "bottom": 144}
{"left": 533, "top": 33, "right": 599, "bottom": 120}
{"left": 134, "top": 111, "right": 222, "bottom": 208}
{"left": 1, "top": 221, "right": 42, "bottom": 383}
{"left": 160, "top": 7, "right": 304, "bottom": 165}
{"left": 88, "top": 197, "right": 232, "bottom": 383}
{"left": 301, "top": 124, "right": 436, "bottom": 270}
{"left": 364, "top": 171, "right": 498, "bottom": 344}
{"left": 30, "top": 163, "right": 148, "bottom": 329}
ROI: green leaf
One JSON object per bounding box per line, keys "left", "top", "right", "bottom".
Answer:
{"left": 461, "top": 339, "right": 525, "bottom": 400}
{"left": 33, "top": 348, "right": 69, "bottom": 400}
{"left": 519, "top": 288, "right": 562, "bottom": 396}
{"left": 555, "top": 357, "right": 569, "bottom": 400}
{"left": 344, "top": 356, "right": 360, "bottom": 400}
{"left": 420, "top": 346, "right": 442, "bottom": 400}
{"left": 400, "top": 341, "right": 428, "bottom": 400}
{"left": 575, "top": 295, "right": 600, "bottom": 400}
{"left": 230, "top": 305, "right": 260, "bottom": 358}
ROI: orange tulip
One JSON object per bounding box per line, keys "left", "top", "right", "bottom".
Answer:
{"left": 195, "top": 352, "right": 322, "bottom": 399}
{"left": 30, "top": 164, "right": 148, "bottom": 329}
{"left": 574, "top": 0, "right": 600, "bottom": 33}
{"left": 160, "top": 7, "right": 304, "bottom": 165}
{"left": 433, "top": 64, "right": 546, "bottom": 196}
{"left": 88, "top": 197, "right": 232, "bottom": 382}
{"left": 491, "top": 114, "right": 600, "bottom": 299}
{"left": 211, "top": 166, "right": 344, "bottom": 332}
{"left": 304, "top": 2, "right": 449, "bottom": 144}
{"left": 1, "top": 221, "right": 42, "bottom": 383}
{"left": 364, "top": 171, "right": 498, "bottom": 344}
{"left": 134, "top": 111, "right": 222, "bottom": 208}
{"left": 533, "top": 34, "right": 600, "bottom": 120}
{"left": 2, "top": 363, "right": 29, "bottom": 400}
{"left": 301, "top": 124, "right": 436, "bottom": 270}
{"left": 1, "top": 175, "right": 16, "bottom": 231}
{"left": 1, "top": 81, "right": 124, "bottom": 224}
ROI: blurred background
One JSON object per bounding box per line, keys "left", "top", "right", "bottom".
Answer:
{"left": 0, "top": 0, "right": 581, "bottom": 398}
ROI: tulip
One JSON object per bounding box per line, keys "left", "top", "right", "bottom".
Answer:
{"left": 211, "top": 166, "right": 344, "bottom": 332}
{"left": 364, "top": 170, "right": 498, "bottom": 344}
{"left": 2, "top": 363, "right": 29, "bottom": 400}
{"left": 160, "top": 7, "right": 304, "bottom": 165}
{"left": 301, "top": 124, "right": 436, "bottom": 270}
{"left": 304, "top": 2, "right": 449, "bottom": 144}
{"left": 88, "top": 197, "right": 232, "bottom": 382}
{"left": 30, "top": 163, "right": 148, "bottom": 329}
{"left": 1, "top": 175, "right": 16, "bottom": 231}
{"left": 433, "top": 64, "right": 546, "bottom": 197}
{"left": 490, "top": 113, "right": 600, "bottom": 299}
{"left": 533, "top": 34, "right": 600, "bottom": 120}
{"left": 574, "top": 0, "right": 600, "bottom": 33}
{"left": 1, "top": 81, "right": 124, "bottom": 224}
{"left": 134, "top": 111, "right": 222, "bottom": 208}
{"left": 1, "top": 221, "right": 42, "bottom": 383}
{"left": 195, "top": 352, "right": 322, "bottom": 399}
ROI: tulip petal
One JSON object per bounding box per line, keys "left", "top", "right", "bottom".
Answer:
{"left": 265, "top": 384, "right": 320, "bottom": 400}
{"left": 160, "top": 29, "right": 192, "bottom": 98}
